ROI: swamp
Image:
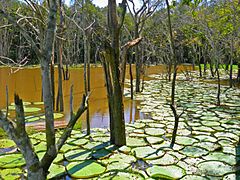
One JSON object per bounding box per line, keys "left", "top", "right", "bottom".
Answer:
{"left": 0, "top": 0, "right": 240, "bottom": 179}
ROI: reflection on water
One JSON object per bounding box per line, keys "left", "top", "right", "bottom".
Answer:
{"left": 0, "top": 65, "right": 191, "bottom": 129}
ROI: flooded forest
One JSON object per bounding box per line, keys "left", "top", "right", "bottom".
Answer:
{"left": 0, "top": 0, "right": 240, "bottom": 179}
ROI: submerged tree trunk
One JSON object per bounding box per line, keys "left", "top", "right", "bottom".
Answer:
{"left": 216, "top": 67, "right": 221, "bottom": 106}
{"left": 229, "top": 36, "right": 234, "bottom": 88}
{"left": 102, "top": 0, "right": 126, "bottom": 146}
{"left": 165, "top": 0, "right": 183, "bottom": 149}
{"left": 56, "top": 0, "right": 64, "bottom": 112}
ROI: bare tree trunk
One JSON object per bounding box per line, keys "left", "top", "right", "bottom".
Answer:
{"left": 106, "top": 0, "right": 126, "bottom": 146}
{"left": 229, "top": 35, "right": 234, "bottom": 88}
{"left": 56, "top": 0, "right": 64, "bottom": 112}
{"left": 165, "top": 0, "right": 182, "bottom": 149}
{"left": 83, "top": 31, "right": 90, "bottom": 135}
{"left": 216, "top": 66, "right": 221, "bottom": 106}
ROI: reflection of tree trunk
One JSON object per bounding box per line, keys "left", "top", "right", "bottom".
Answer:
{"left": 130, "top": 54, "right": 134, "bottom": 100}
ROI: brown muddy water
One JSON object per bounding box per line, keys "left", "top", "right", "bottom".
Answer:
{"left": 0, "top": 64, "right": 192, "bottom": 130}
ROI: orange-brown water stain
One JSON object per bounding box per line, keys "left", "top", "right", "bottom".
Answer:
{"left": 0, "top": 64, "right": 192, "bottom": 130}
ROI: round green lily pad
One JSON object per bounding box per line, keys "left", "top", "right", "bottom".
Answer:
{"left": 146, "top": 136, "right": 164, "bottom": 144}
{"left": 0, "top": 139, "right": 15, "bottom": 148}
{"left": 68, "top": 138, "right": 88, "bottom": 146}
{"left": 201, "top": 121, "right": 220, "bottom": 126}
{"left": 176, "top": 136, "right": 198, "bottom": 146}
{"left": 92, "top": 149, "right": 112, "bottom": 160}
{"left": 146, "top": 165, "right": 185, "bottom": 179}
{"left": 0, "top": 153, "right": 25, "bottom": 168}
{"left": 197, "top": 160, "right": 234, "bottom": 176}
{"left": 65, "top": 149, "right": 92, "bottom": 161}
{"left": 40, "top": 113, "right": 64, "bottom": 120}
{"left": 47, "top": 163, "right": 65, "bottom": 179}
{"left": 181, "top": 146, "right": 208, "bottom": 157}
{"left": 33, "top": 102, "right": 44, "bottom": 105}
{"left": 59, "top": 144, "right": 78, "bottom": 153}
{"left": 194, "top": 135, "right": 218, "bottom": 142}
{"left": 181, "top": 175, "right": 209, "bottom": 180}
{"left": 126, "top": 138, "right": 148, "bottom": 147}
{"left": 131, "top": 146, "right": 164, "bottom": 160}
{"left": 147, "top": 154, "right": 178, "bottom": 165}
{"left": 99, "top": 171, "right": 144, "bottom": 180}
{"left": 10, "top": 102, "right": 31, "bottom": 106}
{"left": 24, "top": 107, "right": 41, "bottom": 113}
{"left": 107, "top": 161, "right": 131, "bottom": 171}
{"left": 203, "top": 152, "right": 236, "bottom": 165}
{"left": 0, "top": 168, "right": 22, "bottom": 180}
{"left": 25, "top": 116, "right": 40, "bottom": 122}
{"left": 66, "top": 160, "right": 106, "bottom": 179}
{"left": 101, "top": 153, "right": 136, "bottom": 164}
{"left": 118, "top": 146, "right": 131, "bottom": 154}
{"left": 145, "top": 128, "right": 165, "bottom": 136}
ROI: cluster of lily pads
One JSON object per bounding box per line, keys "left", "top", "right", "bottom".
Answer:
{"left": 1, "top": 72, "right": 240, "bottom": 179}
{"left": 2, "top": 101, "right": 64, "bottom": 123}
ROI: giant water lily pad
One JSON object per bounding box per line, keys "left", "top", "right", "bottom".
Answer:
{"left": 147, "top": 154, "right": 178, "bottom": 165}
{"left": 8, "top": 106, "right": 41, "bottom": 113}
{"left": 201, "top": 121, "right": 220, "bottom": 126}
{"left": 126, "top": 138, "right": 148, "bottom": 147}
{"left": 99, "top": 171, "right": 144, "bottom": 180}
{"left": 203, "top": 152, "right": 236, "bottom": 165}
{"left": 40, "top": 113, "right": 64, "bottom": 120}
{"left": 146, "top": 165, "right": 185, "bottom": 179}
{"left": 181, "top": 175, "right": 209, "bottom": 180}
{"left": 193, "top": 142, "right": 221, "bottom": 152}
{"left": 47, "top": 163, "right": 65, "bottom": 179}
{"left": 102, "top": 153, "right": 136, "bottom": 164}
{"left": 66, "top": 160, "right": 106, "bottom": 179}
{"left": 0, "top": 168, "right": 22, "bottom": 180}
{"left": 65, "top": 149, "right": 92, "bottom": 161}
{"left": 68, "top": 138, "right": 88, "bottom": 146}
{"left": 59, "top": 144, "right": 77, "bottom": 153}
{"left": 107, "top": 161, "right": 130, "bottom": 171}
{"left": 181, "top": 146, "right": 208, "bottom": 157}
{"left": 0, "top": 154, "right": 25, "bottom": 168}
{"left": 92, "top": 149, "right": 112, "bottom": 160}
{"left": 131, "top": 146, "right": 164, "bottom": 160}
{"left": 10, "top": 102, "right": 31, "bottom": 106}
{"left": 25, "top": 116, "right": 40, "bottom": 122}
{"left": 176, "top": 136, "right": 198, "bottom": 146}
{"left": 146, "top": 136, "right": 164, "bottom": 144}
{"left": 197, "top": 160, "right": 234, "bottom": 176}
{"left": 194, "top": 135, "right": 218, "bottom": 142}
{"left": 0, "top": 139, "right": 15, "bottom": 148}
{"left": 145, "top": 128, "right": 165, "bottom": 136}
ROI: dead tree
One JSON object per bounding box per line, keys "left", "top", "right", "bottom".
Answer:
{"left": 0, "top": 1, "right": 87, "bottom": 178}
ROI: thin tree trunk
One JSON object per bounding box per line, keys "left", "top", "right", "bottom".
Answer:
{"left": 216, "top": 67, "right": 221, "bottom": 106}
{"left": 229, "top": 35, "right": 234, "bottom": 88}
